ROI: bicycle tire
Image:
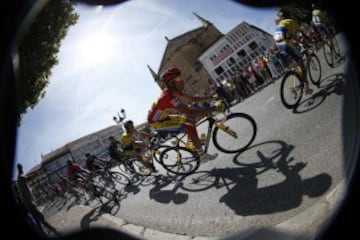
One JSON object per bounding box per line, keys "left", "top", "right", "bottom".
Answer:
{"left": 212, "top": 112, "right": 257, "bottom": 153}
{"left": 280, "top": 70, "right": 304, "bottom": 109}
{"left": 110, "top": 171, "right": 130, "bottom": 185}
{"left": 152, "top": 144, "right": 170, "bottom": 164}
{"left": 160, "top": 146, "right": 199, "bottom": 175}
{"left": 307, "top": 53, "right": 322, "bottom": 85}
{"left": 323, "top": 37, "right": 340, "bottom": 68}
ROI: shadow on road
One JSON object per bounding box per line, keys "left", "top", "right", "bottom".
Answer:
{"left": 294, "top": 73, "right": 345, "bottom": 114}
{"left": 80, "top": 196, "right": 122, "bottom": 230}
{"left": 219, "top": 140, "right": 332, "bottom": 216}
{"left": 175, "top": 140, "right": 332, "bottom": 216}
{"left": 149, "top": 175, "right": 189, "bottom": 204}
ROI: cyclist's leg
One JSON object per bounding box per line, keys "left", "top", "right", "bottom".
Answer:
{"left": 164, "top": 115, "right": 203, "bottom": 151}
{"left": 283, "top": 43, "right": 312, "bottom": 94}
{"left": 133, "top": 148, "right": 156, "bottom": 172}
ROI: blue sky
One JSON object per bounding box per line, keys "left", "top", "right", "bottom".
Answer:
{"left": 15, "top": 0, "right": 277, "bottom": 174}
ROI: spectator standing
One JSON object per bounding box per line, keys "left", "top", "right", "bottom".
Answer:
{"left": 16, "top": 163, "right": 58, "bottom": 237}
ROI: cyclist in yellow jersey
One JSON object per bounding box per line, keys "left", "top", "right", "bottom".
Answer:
{"left": 274, "top": 12, "right": 313, "bottom": 94}
{"left": 120, "top": 120, "right": 157, "bottom": 172}
{"left": 311, "top": 3, "right": 330, "bottom": 39}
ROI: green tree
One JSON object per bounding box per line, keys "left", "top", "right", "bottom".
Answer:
{"left": 17, "top": 0, "right": 79, "bottom": 126}
{"left": 277, "top": 2, "right": 312, "bottom": 23}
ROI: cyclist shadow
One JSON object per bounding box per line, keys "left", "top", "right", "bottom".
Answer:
{"left": 293, "top": 73, "right": 345, "bottom": 114}
{"left": 148, "top": 174, "right": 189, "bottom": 204}
{"left": 80, "top": 195, "right": 123, "bottom": 229}
{"left": 219, "top": 140, "right": 332, "bottom": 216}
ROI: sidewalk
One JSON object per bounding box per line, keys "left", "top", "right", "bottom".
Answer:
{"left": 46, "top": 180, "right": 345, "bottom": 240}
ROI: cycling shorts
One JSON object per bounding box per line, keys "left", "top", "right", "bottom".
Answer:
{"left": 276, "top": 41, "right": 302, "bottom": 63}
{"left": 150, "top": 114, "right": 186, "bottom": 135}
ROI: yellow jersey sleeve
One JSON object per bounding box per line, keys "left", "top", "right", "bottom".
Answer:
{"left": 120, "top": 133, "right": 133, "bottom": 147}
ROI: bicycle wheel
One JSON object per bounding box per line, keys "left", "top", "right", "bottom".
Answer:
{"left": 280, "top": 70, "right": 304, "bottom": 109}
{"left": 160, "top": 146, "right": 199, "bottom": 175}
{"left": 307, "top": 53, "right": 322, "bottom": 85}
{"left": 323, "top": 37, "right": 340, "bottom": 68}
{"left": 152, "top": 144, "right": 170, "bottom": 164}
{"left": 213, "top": 112, "right": 257, "bottom": 153}
{"left": 110, "top": 171, "right": 130, "bottom": 185}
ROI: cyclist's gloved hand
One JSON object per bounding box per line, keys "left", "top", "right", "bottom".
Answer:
{"left": 211, "top": 100, "right": 226, "bottom": 113}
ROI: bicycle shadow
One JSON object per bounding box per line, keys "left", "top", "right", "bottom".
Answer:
{"left": 148, "top": 174, "right": 189, "bottom": 204}
{"left": 79, "top": 194, "right": 123, "bottom": 230}
{"left": 179, "top": 140, "right": 294, "bottom": 192}
{"left": 218, "top": 140, "right": 332, "bottom": 216}
{"left": 293, "top": 73, "right": 345, "bottom": 114}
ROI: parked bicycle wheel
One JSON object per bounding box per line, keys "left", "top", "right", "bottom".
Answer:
{"left": 307, "top": 53, "right": 322, "bottom": 85}
{"left": 213, "top": 112, "right": 257, "bottom": 153}
{"left": 160, "top": 146, "right": 199, "bottom": 175}
{"left": 323, "top": 36, "right": 341, "bottom": 68}
{"left": 280, "top": 70, "right": 304, "bottom": 109}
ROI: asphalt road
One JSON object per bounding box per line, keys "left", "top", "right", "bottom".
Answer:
{"left": 43, "top": 33, "right": 350, "bottom": 239}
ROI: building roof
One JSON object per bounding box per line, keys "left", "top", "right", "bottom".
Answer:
{"left": 158, "top": 26, "right": 207, "bottom": 73}
{"left": 248, "top": 23, "right": 273, "bottom": 38}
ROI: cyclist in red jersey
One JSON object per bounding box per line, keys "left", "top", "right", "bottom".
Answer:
{"left": 148, "top": 67, "right": 222, "bottom": 163}
{"left": 66, "top": 159, "right": 88, "bottom": 184}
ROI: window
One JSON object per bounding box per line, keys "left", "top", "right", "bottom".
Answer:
{"left": 227, "top": 57, "right": 236, "bottom": 67}
{"left": 215, "top": 66, "right": 224, "bottom": 75}
{"left": 237, "top": 49, "right": 247, "bottom": 57}
{"left": 249, "top": 41, "right": 258, "bottom": 50}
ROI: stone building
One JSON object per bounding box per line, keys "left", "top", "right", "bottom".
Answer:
{"left": 148, "top": 13, "right": 223, "bottom": 96}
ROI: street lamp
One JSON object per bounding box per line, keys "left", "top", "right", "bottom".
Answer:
{"left": 113, "top": 108, "right": 126, "bottom": 125}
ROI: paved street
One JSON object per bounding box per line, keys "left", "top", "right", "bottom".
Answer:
{"left": 43, "top": 33, "right": 350, "bottom": 240}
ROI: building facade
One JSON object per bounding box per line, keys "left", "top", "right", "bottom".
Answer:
{"left": 149, "top": 15, "right": 275, "bottom": 95}
{"left": 198, "top": 22, "right": 275, "bottom": 84}
{"left": 24, "top": 124, "right": 123, "bottom": 203}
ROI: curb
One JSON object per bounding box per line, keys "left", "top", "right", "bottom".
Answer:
{"left": 47, "top": 180, "right": 345, "bottom": 240}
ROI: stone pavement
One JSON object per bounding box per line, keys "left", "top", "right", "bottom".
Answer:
{"left": 45, "top": 180, "right": 345, "bottom": 240}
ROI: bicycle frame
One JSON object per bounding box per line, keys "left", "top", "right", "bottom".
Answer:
{"left": 169, "top": 112, "right": 234, "bottom": 154}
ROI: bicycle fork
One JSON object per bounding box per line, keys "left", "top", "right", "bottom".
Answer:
{"left": 214, "top": 120, "right": 237, "bottom": 138}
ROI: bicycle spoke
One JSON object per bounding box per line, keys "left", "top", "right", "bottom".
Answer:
{"left": 213, "top": 113, "right": 257, "bottom": 153}
{"left": 308, "top": 54, "right": 321, "bottom": 85}
{"left": 280, "top": 71, "right": 303, "bottom": 108}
